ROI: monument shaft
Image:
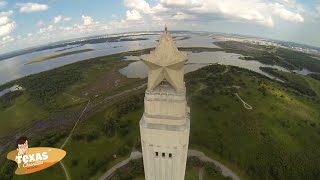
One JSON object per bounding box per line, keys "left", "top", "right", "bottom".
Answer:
{"left": 140, "top": 27, "right": 190, "bottom": 180}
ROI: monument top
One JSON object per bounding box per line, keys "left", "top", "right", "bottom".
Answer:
{"left": 142, "top": 26, "right": 187, "bottom": 92}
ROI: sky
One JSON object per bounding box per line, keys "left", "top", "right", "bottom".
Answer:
{"left": 0, "top": 0, "right": 320, "bottom": 53}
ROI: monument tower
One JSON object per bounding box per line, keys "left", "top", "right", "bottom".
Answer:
{"left": 140, "top": 26, "right": 190, "bottom": 180}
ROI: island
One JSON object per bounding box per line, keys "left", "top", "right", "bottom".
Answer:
{"left": 25, "top": 49, "right": 94, "bottom": 65}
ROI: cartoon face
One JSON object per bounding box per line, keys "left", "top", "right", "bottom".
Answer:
{"left": 17, "top": 140, "right": 28, "bottom": 155}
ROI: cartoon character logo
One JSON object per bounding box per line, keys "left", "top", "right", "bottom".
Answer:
{"left": 7, "top": 136, "right": 66, "bottom": 175}
{"left": 17, "top": 137, "right": 28, "bottom": 156}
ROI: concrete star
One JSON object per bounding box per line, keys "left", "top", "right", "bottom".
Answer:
{"left": 142, "top": 31, "right": 187, "bottom": 92}
{"left": 142, "top": 60, "right": 185, "bottom": 92}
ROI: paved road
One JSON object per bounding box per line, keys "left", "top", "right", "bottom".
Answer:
{"left": 99, "top": 151, "right": 142, "bottom": 180}
{"left": 188, "top": 149, "right": 241, "bottom": 180}
{"left": 99, "top": 149, "right": 241, "bottom": 180}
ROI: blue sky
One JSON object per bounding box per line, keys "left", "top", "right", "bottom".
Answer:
{"left": 1, "top": 0, "right": 320, "bottom": 53}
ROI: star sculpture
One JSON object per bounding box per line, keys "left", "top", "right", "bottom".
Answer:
{"left": 142, "top": 28, "right": 187, "bottom": 93}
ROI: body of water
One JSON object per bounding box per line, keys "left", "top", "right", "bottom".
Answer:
{"left": 0, "top": 32, "right": 220, "bottom": 85}
{"left": 119, "top": 51, "right": 291, "bottom": 81}
{"left": 0, "top": 85, "right": 24, "bottom": 97}
{"left": 0, "top": 32, "right": 312, "bottom": 85}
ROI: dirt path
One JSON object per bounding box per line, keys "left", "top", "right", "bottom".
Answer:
{"left": 60, "top": 161, "right": 71, "bottom": 180}
{"left": 59, "top": 100, "right": 90, "bottom": 180}
{"left": 93, "top": 83, "right": 147, "bottom": 107}
{"left": 60, "top": 100, "right": 91, "bottom": 149}
{"left": 99, "top": 149, "right": 241, "bottom": 180}
{"left": 234, "top": 93, "right": 252, "bottom": 110}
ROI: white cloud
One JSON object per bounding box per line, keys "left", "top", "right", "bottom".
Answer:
{"left": 125, "top": 0, "right": 275, "bottom": 26}
{"left": 16, "top": 3, "right": 48, "bottom": 13}
{"left": 271, "top": 3, "right": 303, "bottom": 22}
{"left": 177, "top": 0, "right": 276, "bottom": 26}
{"left": 81, "top": 15, "right": 95, "bottom": 26}
{"left": 33, "top": 15, "right": 102, "bottom": 40}
{"left": 0, "top": 10, "right": 12, "bottom": 16}
{"left": 123, "top": 0, "right": 303, "bottom": 27}
{"left": 0, "top": 0, "right": 7, "bottom": 7}
{"left": 53, "top": 15, "right": 72, "bottom": 24}
{"left": 63, "top": 17, "right": 72, "bottom": 21}
{"left": 38, "top": 25, "right": 55, "bottom": 34}
{"left": 172, "top": 12, "right": 194, "bottom": 20}
{"left": 61, "top": 26, "right": 73, "bottom": 31}
{"left": 160, "top": 0, "right": 202, "bottom": 8}
{"left": 0, "top": 11, "right": 15, "bottom": 37}
{"left": 0, "top": 15, "right": 9, "bottom": 25}
{"left": 76, "top": 15, "right": 103, "bottom": 33}
{"left": 126, "top": 9, "right": 143, "bottom": 21}
{"left": 124, "top": 0, "right": 151, "bottom": 13}
{"left": 0, "top": 35, "right": 14, "bottom": 47}
{"left": 2, "top": 35, "right": 14, "bottom": 42}
{"left": 3, "top": 0, "right": 308, "bottom": 51}
{"left": 27, "top": 14, "right": 146, "bottom": 44}
{"left": 53, "top": 15, "right": 62, "bottom": 24}
{"left": 0, "top": 11, "right": 16, "bottom": 47}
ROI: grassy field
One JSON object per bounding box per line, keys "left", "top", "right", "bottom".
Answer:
{"left": 12, "top": 164, "right": 65, "bottom": 180}
{"left": 260, "top": 67, "right": 318, "bottom": 96}
{"left": 62, "top": 96, "right": 144, "bottom": 180}
{"left": 25, "top": 49, "right": 94, "bottom": 65}
{"left": 0, "top": 94, "right": 51, "bottom": 137}
{"left": 187, "top": 65, "right": 320, "bottom": 180}
{"left": 304, "top": 76, "right": 320, "bottom": 96}
{"left": 185, "top": 167, "right": 199, "bottom": 180}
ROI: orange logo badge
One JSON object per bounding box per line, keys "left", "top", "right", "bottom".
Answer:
{"left": 6, "top": 137, "right": 66, "bottom": 175}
